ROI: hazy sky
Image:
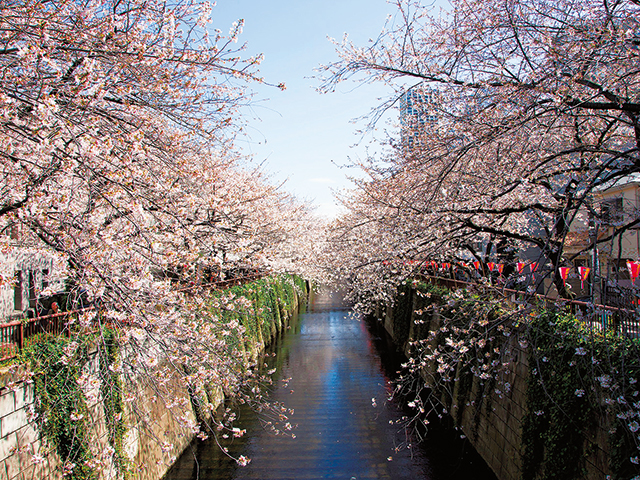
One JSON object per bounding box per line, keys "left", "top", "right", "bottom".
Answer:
{"left": 211, "top": 0, "right": 400, "bottom": 218}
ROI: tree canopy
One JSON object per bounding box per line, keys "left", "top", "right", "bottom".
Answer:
{"left": 0, "top": 0, "right": 319, "bottom": 309}
{"left": 0, "top": 1, "right": 320, "bottom": 471}
{"left": 319, "top": 0, "right": 640, "bottom": 305}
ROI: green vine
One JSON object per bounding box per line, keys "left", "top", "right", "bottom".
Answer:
{"left": 20, "top": 330, "right": 134, "bottom": 479}
{"left": 21, "top": 334, "right": 95, "bottom": 479}
{"left": 388, "top": 281, "right": 640, "bottom": 480}
{"left": 522, "top": 311, "right": 595, "bottom": 479}
{"left": 523, "top": 311, "right": 640, "bottom": 480}
{"left": 208, "top": 274, "right": 307, "bottom": 350}
{"left": 16, "top": 275, "right": 307, "bottom": 478}
{"left": 99, "top": 329, "right": 129, "bottom": 478}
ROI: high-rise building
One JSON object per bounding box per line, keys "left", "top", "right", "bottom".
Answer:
{"left": 399, "top": 87, "right": 437, "bottom": 150}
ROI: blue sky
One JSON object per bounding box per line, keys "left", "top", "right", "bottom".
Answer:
{"left": 212, "top": 0, "right": 400, "bottom": 218}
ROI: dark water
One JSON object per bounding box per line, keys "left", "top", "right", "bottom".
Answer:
{"left": 164, "top": 288, "right": 497, "bottom": 480}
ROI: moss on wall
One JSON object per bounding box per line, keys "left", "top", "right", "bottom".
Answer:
{"left": 12, "top": 274, "right": 307, "bottom": 480}
{"left": 380, "top": 280, "right": 640, "bottom": 480}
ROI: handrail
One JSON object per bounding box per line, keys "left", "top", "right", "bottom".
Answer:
{"left": 421, "top": 275, "right": 635, "bottom": 312}
{"left": 0, "top": 306, "right": 96, "bottom": 362}
{"left": 421, "top": 275, "right": 639, "bottom": 337}
{"left": 0, "top": 272, "right": 267, "bottom": 362}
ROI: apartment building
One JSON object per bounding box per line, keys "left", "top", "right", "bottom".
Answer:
{"left": 0, "top": 224, "right": 65, "bottom": 321}
{"left": 562, "top": 174, "right": 640, "bottom": 304}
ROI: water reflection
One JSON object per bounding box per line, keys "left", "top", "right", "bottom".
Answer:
{"left": 165, "top": 288, "right": 496, "bottom": 480}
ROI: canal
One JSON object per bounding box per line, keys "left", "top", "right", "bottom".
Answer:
{"left": 165, "top": 288, "right": 497, "bottom": 480}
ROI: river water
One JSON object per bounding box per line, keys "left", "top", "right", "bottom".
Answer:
{"left": 165, "top": 288, "right": 497, "bottom": 480}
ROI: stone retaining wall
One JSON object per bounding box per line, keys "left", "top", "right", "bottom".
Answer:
{"left": 0, "top": 346, "right": 208, "bottom": 480}
{"left": 376, "top": 286, "right": 612, "bottom": 480}
{"left": 0, "top": 366, "right": 43, "bottom": 480}
{"left": 0, "top": 276, "right": 306, "bottom": 480}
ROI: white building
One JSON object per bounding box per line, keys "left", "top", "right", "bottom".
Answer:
{"left": 0, "top": 226, "right": 65, "bottom": 321}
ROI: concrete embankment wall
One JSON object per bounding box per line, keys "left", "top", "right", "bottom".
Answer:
{"left": 377, "top": 300, "right": 529, "bottom": 480}
{"left": 0, "top": 352, "right": 210, "bottom": 480}
{"left": 0, "top": 275, "right": 307, "bottom": 480}
{"left": 374, "top": 284, "right": 613, "bottom": 480}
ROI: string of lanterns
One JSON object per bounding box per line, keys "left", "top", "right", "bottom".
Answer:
{"left": 397, "top": 259, "right": 640, "bottom": 290}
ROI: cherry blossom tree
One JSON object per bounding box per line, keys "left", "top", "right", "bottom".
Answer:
{"left": 0, "top": 0, "right": 318, "bottom": 475}
{"left": 318, "top": 5, "right": 640, "bottom": 473}
{"left": 319, "top": 0, "right": 640, "bottom": 300}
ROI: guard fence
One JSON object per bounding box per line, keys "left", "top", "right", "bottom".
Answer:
{"left": 422, "top": 275, "right": 640, "bottom": 339}
{"left": 0, "top": 272, "right": 266, "bottom": 362}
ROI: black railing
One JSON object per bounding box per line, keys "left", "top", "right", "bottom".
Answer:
{"left": 421, "top": 275, "right": 640, "bottom": 339}
{"left": 0, "top": 273, "right": 268, "bottom": 362}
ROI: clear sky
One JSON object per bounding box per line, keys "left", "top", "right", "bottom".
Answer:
{"left": 211, "top": 0, "right": 400, "bottom": 218}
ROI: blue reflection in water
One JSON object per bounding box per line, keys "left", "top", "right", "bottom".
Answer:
{"left": 165, "top": 288, "right": 496, "bottom": 480}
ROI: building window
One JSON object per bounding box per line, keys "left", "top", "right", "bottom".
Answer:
{"left": 28, "top": 270, "right": 36, "bottom": 308}
{"left": 14, "top": 270, "right": 23, "bottom": 311}
{"left": 601, "top": 198, "right": 624, "bottom": 225}
{"left": 42, "top": 269, "right": 49, "bottom": 289}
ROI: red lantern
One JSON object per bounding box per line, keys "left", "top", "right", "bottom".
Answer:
{"left": 496, "top": 263, "right": 504, "bottom": 275}
{"left": 627, "top": 261, "right": 640, "bottom": 284}
{"left": 559, "top": 267, "right": 570, "bottom": 286}
{"left": 473, "top": 261, "right": 481, "bottom": 270}
{"left": 578, "top": 266, "right": 590, "bottom": 290}
{"left": 517, "top": 262, "right": 526, "bottom": 274}
{"left": 487, "top": 262, "right": 496, "bottom": 272}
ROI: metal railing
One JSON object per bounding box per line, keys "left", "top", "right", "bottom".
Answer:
{"left": 422, "top": 275, "right": 640, "bottom": 338}
{"left": 0, "top": 272, "right": 268, "bottom": 362}
{"left": 0, "top": 307, "right": 95, "bottom": 362}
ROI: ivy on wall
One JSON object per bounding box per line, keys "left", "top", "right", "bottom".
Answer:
{"left": 179, "top": 274, "right": 308, "bottom": 437}
{"left": 523, "top": 311, "right": 640, "bottom": 480}
{"left": 99, "top": 328, "right": 129, "bottom": 478}
{"left": 385, "top": 280, "right": 640, "bottom": 480}
{"left": 208, "top": 274, "right": 307, "bottom": 349}
{"left": 15, "top": 275, "right": 308, "bottom": 479}
{"left": 21, "top": 334, "right": 95, "bottom": 479}
{"left": 522, "top": 311, "right": 598, "bottom": 480}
